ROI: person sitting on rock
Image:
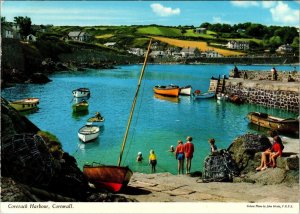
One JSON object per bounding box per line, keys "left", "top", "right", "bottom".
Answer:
{"left": 208, "top": 138, "right": 218, "bottom": 154}
{"left": 256, "top": 132, "right": 283, "bottom": 171}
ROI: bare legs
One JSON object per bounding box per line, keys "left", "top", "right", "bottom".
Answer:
{"left": 256, "top": 150, "right": 271, "bottom": 171}
{"left": 178, "top": 159, "right": 184, "bottom": 174}
{"left": 186, "top": 158, "right": 192, "bottom": 174}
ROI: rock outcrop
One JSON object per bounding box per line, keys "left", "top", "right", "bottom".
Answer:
{"left": 228, "top": 133, "right": 299, "bottom": 185}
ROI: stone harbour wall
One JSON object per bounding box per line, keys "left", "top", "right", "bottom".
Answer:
{"left": 225, "top": 79, "right": 299, "bottom": 112}
{"left": 229, "top": 70, "right": 300, "bottom": 82}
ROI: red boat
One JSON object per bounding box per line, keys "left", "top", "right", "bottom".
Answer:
{"left": 82, "top": 39, "right": 153, "bottom": 193}
{"left": 83, "top": 164, "right": 133, "bottom": 192}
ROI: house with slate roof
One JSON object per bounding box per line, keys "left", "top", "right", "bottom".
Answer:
{"left": 68, "top": 31, "right": 91, "bottom": 42}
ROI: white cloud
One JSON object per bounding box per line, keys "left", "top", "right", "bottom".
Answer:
{"left": 261, "top": 1, "right": 277, "bottom": 8}
{"left": 230, "top": 1, "right": 259, "bottom": 8}
{"left": 270, "top": 1, "right": 299, "bottom": 25}
{"left": 150, "top": 3, "right": 180, "bottom": 17}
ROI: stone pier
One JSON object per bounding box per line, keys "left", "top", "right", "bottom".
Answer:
{"left": 225, "top": 78, "right": 299, "bottom": 112}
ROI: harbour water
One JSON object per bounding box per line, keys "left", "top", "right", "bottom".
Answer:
{"left": 2, "top": 64, "right": 298, "bottom": 174}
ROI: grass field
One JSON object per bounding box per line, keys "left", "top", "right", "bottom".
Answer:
{"left": 94, "top": 34, "right": 114, "bottom": 39}
{"left": 152, "top": 36, "right": 245, "bottom": 56}
{"left": 137, "top": 26, "right": 182, "bottom": 37}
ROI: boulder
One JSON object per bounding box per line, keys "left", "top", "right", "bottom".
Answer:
{"left": 1, "top": 97, "right": 89, "bottom": 201}
{"left": 30, "top": 73, "right": 52, "bottom": 84}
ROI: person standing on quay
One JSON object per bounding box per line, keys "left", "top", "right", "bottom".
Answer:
{"left": 175, "top": 140, "right": 185, "bottom": 174}
{"left": 184, "top": 136, "right": 194, "bottom": 175}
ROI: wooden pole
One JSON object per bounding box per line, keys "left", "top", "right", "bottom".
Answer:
{"left": 117, "top": 38, "right": 152, "bottom": 166}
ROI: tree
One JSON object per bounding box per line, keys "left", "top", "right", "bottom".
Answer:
{"left": 181, "top": 28, "right": 187, "bottom": 35}
{"left": 246, "top": 24, "right": 268, "bottom": 38}
{"left": 200, "top": 22, "right": 211, "bottom": 29}
{"left": 14, "top": 16, "right": 32, "bottom": 38}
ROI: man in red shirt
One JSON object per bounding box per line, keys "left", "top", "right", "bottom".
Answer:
{"left": 184, "top": 136, "right": 194, "bottom": 174}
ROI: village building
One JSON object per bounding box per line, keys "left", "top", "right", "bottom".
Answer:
{"left": 195, "top": 27, "right": 207, "bottom": 34}
{"left": 226, "top": 40, "right": 249, "bottom": 50}
{"left": 1, "top": 25, "right": 21, "bottom": 39}
{"left": 104, "top": 42, "right": 117, "bottom": 47}
{"left": 276, "top": 44, "right": 293, "bottom": 54}
{"left": 180, "top": 47, "right": 200, "bottom": 58}
{"left": 68, "top": 31, "right": 91, "bottom": 42}
{"left": 149, "top": 50, "right": 166, "bottom": 59}
{"left": 127, "top": 48, "right": 145, "bottom": 56}
{"left": 26, "top": 34, "right": 37, "bottom": 42}
{"left": 201, "top": 50, "right": 223, "bottom": 58}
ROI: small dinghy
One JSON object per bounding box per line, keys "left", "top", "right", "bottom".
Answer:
{"left": 179, "top": 85, "right": 192, "bottom": 96}
{"left": 9, "top": 98, "right": 39, "bottom": 111}
{"left": 72, "top": 88, "right": 90, "bottom": 98}
{"left": 78, "top": 124, "right": 100, "bottom": 142}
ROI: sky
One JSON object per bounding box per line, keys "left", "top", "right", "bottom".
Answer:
{"left": 1, "top": 1, "right": 299, "bottom": 27}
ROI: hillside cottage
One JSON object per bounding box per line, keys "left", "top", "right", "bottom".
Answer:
{"left": 195, "top": 28, "right": 207, "bottom": 34}
{"left": 1, "top": 26, "right": 20, "bottom": 39}
{"left": 127, "top": 48, "right": 145, "bottom": 56}
{"left": 226, "top": 41, "right": 249, "bottom": 50}
{"left": 180, "top": 47, "right": 200, "bottom": 58}
{"left": 201, "top": 50, "right": 223, "bottom": 58}
{"left": 276, "top": 44, "right": 293, "bottom": 54}
{"left": 26, "top": 34, "right": 37, "bottom": 42}
{"left": 149, "top": 51, "right": 166, "bottom": 58}
{"left": 68, "top": 31, "right": 91, "bottom": 42}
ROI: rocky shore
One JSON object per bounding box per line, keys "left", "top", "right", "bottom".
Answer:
{"left": 1, "top": 97, "right": 298, "bottom": 203}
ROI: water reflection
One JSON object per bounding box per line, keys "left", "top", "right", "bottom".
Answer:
{"left": 153, "top": 93, "right": 180, "bottom": 103}
{"left": 72, "top": 110, "right": 89, "bottom": 120}
{"left": 19, "top": 108, "right": 39, "bottom": 116}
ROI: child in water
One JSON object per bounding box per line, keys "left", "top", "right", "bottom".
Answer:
{"left": 136, "top": 152, "right": 143, "bottom": 162}
{"left": 149, "top": 150, "right": 157, "bottom": 173}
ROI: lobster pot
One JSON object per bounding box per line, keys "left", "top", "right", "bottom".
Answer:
{"left": 203, "top": 151, "right": 239, "bottom": 182}
{"left": 1, "top": 134, "right": 54, "bottom": 187}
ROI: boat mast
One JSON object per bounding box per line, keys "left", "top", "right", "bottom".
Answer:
{"left": 117, "top": 38, "right": 153, "bottom": 166}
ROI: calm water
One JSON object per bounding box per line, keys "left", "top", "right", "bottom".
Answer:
{"left": 2, "top": 64, "right": 298, "bottom": 174}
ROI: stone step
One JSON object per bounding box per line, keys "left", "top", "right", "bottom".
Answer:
{"left": 276, "top": 154, "right": 299, "bottom": 170}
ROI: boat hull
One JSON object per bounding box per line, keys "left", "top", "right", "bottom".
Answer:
{"left": 179, "top": 86, "right": 192, "bottom": 96}
{"left": 78, "top": 125, "right": 100, "bottom": 142}
{"left": 247, "top": 112, "right": 299, "bottom": 134}
{"left": 9, "top": 98, "right": 39, "bottom": 111}
{"left": 72, "top": 102, "right": 89, "bottom": 112}
{"left": 83, "top": 164, "right": 133, "bottom": 192}
{"left": 153, "top": 86, "right": 180, "bottom": 97}
{"left": 72, "top": 88, "right": 90, "bottom": 98}
{"left": 193, "top": 92, "right": 215, "bottom": 99}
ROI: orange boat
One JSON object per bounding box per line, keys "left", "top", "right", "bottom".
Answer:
{"left": 153, "top": 85, "right": 180, "bottom": 97}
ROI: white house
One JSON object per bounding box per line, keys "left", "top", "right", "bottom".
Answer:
{"left": 180, "top": 47, "right": 200, "bottom": 58}
{"left": 226, "top": 40, "right": 249, "bottom": 50}
{"left": 2, "top": 26, "right": 14, "bottom": 38}
{"left": 127, "top": 48, "right": 144, "bottom": 56}
{"left": 26, "top": 34, "right": 37, "bottom": 42}
{"left": 276, "top": 44, "right": 293, "bottom": 53}
{"left": 195, "top": 28, "right": 207, "bottom": 34}
{"left": 68, "top": 31, "right": 91, "bottom": 42}
{"left": 202, "top": 50, "right": 223, "bottom": 58}
{"left": 149, "top": 51, "right": 166, "bottom": 58}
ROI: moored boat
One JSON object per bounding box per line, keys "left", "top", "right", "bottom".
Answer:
{"left": 78, "top": 124, "right": 100, "bottom": 142}
{"left": 179, "top": 85, "right": 192, "bottom": 96}
{"left": 72, "top": 100, "right": 88, "bottom": 112}
{"left": 193, "top": 91, "right": 215, "bottom": 99}
{"left": 83, "top": 164, "right": 133, "bottom": 192}
{"left": 83, "top": 39, "right": 153, "bottom": 193}
{"left": 87, "top": 116, "right": 105, "bottom": 126}
{"left": 247, "top": 112, "right": 299, "bottom": 134}
{"left": 72, "top": 88, "right": 90, "bottom": 98}
{"left": 153, "top": 85, "right": 180, "bottom": 97}
{"left": 9, "top": 98, "right": 39, "bottom": 111}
